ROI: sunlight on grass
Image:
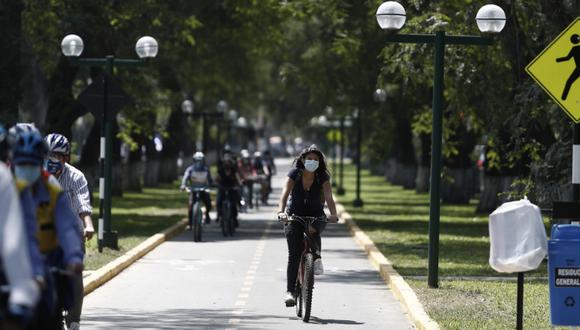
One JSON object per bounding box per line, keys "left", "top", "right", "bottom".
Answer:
{"left": 335, "top": 163, "right": 555, "bottom": 329}
{"left": 86, "top": 183, "right": 187, "bottom": 270}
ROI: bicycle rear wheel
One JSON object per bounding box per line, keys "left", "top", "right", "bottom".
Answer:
{"left": 301, "top": 253, "right": 314, "bottom": 322}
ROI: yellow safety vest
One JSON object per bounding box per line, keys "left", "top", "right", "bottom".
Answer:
{"left": 16, "top": 171, "right": 61, "bottom": 253}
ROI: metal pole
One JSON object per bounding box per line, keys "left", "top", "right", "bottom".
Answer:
{"left": 332, "top": 126, "right": 337, "bottom": 187}
{"left": 202, "top": 113, "right": 207, "bottom": 154}
{"left": 427, "top": 31, "right": 445, "bottom": 288}
{"left": 337, "top": 117, "right": 346, "bottom": 195}
{"left": 516, "top": 272, "right": 524, "bottom": 330}
{"left": 573, "top": 124, "right": 580, "bottom": 201}
{"left": 99, "top": 55, "right": 118, "bottom": 250}
{"left": 354, "top": 109, "right": 363, "bottom": 207}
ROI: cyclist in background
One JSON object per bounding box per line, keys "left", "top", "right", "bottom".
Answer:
{"left": 276, "top": 145, "right": 338, "bottom": 307}
{"left": 253, "top": 151, "right": 270, "bottom": 206}
{"left": 180, "top": 152, "right": 213, "bottom": 224}
{"left": 44, "top": 133, "right": 94, "bottom": 330}
{"left": 9, "top": 124, "right": 84, "bottom": 329}
{"left": 216, "top": 152, "right": 242, "bottom": 227}
{"left": 237, "top": 149, "right": 256, "bottom": 209}
{"left": 262, "top": 149, "right": 276, "bottom": 193}
{"left": 0, "top": 124, "right": 39, "bottom": 330}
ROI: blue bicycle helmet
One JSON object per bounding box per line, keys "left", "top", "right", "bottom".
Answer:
{"left": 45, "top": 133, "right": 71, "bottom": 155}
{"left": 8, "top": 123, "right": 47, "bottom": 165}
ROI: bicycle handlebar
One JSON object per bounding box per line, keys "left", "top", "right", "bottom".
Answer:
{"left": 277, "top": 214, "right": 337, "bottom": 223}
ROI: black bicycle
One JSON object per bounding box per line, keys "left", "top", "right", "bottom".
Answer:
{"left": 186, "top": 186, "right": 208, "bottom": 242}
{"left": 220, "top": 187, "right": 237, "bottom": 237}
{"left": 280, "top": 215, "right": 331, "bottom": 323}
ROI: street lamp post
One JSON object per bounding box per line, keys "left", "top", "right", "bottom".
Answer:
{"left": 353, "top": 108, "right": 364, "bottom": 207}
{"left": 182, "top": 98, "right": 225, "bottom": 157}
{"left": 226, "top": 109, "right": 239, "bottom": 147}
{"left": 376, "top": 1, "right": 506, "bottom": 288}
{"left": 61, "top": 34, "right": 158, "bottom": 252}
{"left": 337, "top": 115, "right": 352, "bottom": 196}
{"left": 216, "top": 100, "right": 229, "bottom": 154}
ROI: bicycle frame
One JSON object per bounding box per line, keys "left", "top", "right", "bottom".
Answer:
{"left": 288, "top": 216, "right": 327, "bottom": 282}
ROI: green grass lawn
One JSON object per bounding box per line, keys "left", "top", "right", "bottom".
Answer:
{"left": 333, "top": 163, "right": 562, "bottom": 329}
{"left": 85, "top": 183, "right": 187, "bottom": 270}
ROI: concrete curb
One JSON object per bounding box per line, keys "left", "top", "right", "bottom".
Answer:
{"left": 83, "top": 219, "right": 187, "bottom": 296}
{"left": 336, "top": 203, "right": 440, "bottom": 330}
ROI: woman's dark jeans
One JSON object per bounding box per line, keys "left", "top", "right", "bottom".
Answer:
{"left": 284, "top": 220, "right": 326, "bottom": 292}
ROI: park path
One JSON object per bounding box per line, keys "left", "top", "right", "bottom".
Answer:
{"left": 81, "top": 159, "right": 413, "bottom": 329}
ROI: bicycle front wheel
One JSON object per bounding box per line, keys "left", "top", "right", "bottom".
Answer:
{"left": 221, "top": 201, "right": 230, "bottom": 237}
{"left": 193, "top": 203, "right": 202, "bottom": 242}
{"left": 301, "top": 253, "right": 314, "bottom": 322}
{"left": 295, "top": 280, "right": 302, "bottom": 317}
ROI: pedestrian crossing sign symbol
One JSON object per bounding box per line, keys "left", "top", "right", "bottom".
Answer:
{"left": 526, "top": 18, "right": 580, "bottom": 122}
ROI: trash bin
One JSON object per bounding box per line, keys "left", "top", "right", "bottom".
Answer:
{"left": 549, "top": 224, "right": 580, "bottom": 326}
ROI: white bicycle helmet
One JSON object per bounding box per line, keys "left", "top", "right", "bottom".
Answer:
{"left": 45, "top": 133, "right": 71, "bottom": 155}
{"left": 193, "top": 151, "right": 205, "bottom": 161}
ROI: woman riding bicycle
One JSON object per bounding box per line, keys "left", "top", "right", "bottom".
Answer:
{"left": 276, "top": 145, "right": 338, "bottom": 307}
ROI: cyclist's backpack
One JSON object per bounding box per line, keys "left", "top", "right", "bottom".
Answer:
{"left": 15, "top": 170, "right": 62, "bottom": 253}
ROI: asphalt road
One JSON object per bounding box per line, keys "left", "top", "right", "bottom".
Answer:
{"left": 82, "top": 159, "right": 413, "bottom": 329}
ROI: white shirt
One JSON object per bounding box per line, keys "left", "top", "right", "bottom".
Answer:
{"left": 57, "top": 163, "right": 92, "bottom": 217}
{"left": 0, "top": 162, "right": 39, "bottom": 307}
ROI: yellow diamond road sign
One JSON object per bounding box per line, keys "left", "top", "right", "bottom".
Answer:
{"left": 526, "top": 18, "right": 580, "bottom": 122}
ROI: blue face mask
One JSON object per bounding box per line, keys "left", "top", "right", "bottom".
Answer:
{"left": 14, "top": 165, "right": 41, "bottom": 186}
{"left": 44, "top": 158, "right": 63, "bottom": 175}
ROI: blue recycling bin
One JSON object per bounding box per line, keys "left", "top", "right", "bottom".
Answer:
{"left": 549, "top": 224, "right": 580, "bottom": 326}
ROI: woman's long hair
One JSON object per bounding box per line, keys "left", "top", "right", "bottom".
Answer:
{"left": 292, "top": 144, "right": 331, "bottom": 178}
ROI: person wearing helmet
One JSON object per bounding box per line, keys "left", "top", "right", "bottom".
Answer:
{"left": 253, "top": 151, "right": 271, "bottom": 206}
{"left": 0, "top": 123, "right": 40, "bottom": 329}
{"left": 180, "top": 151, "right": 213, "bottom": 224}
{"left": 44, "top": 133, "right": 94, "bottom": 330}
{"left": 8, "top": 124, "right": 84, "bottom": 329}
{"left": 216, "top": 152, "right": 242, "bottom": 226}
{"left": 237, "top": 149, "right": 256, "bottom": 209}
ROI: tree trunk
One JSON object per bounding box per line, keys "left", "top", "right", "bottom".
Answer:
{"left": 386, "top": 158, "right": 417, "bottom": 189}
{"left": 441, "top": 168, "right": 476, "bottom": 204}
{"left": 159, "top": 158, "right": 178, "bottom": 183}
{"left": 122, "top": 161, "right": 142, "bottom": 192}
{"left": 415, "top": 165, "right": 430, "bottom": 193}
{"left": 144, "top": 159, "right": 160, "bottom": 187}
{"left": 476, "top": 175, "right": 516, "bottom": 213}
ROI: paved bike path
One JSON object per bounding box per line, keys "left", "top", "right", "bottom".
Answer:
{"left": 81, "top": 159, "right": 413, "bottom": 329}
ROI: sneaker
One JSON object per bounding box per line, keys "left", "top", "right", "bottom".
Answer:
{"left": 69, "top": 322, "right": 80, "bottom": 330}
{"left": 314, "top": 258, "right": 324, "bottom": 275}
{"left": 284, "top": 291, "right": 296, "bottom": 307}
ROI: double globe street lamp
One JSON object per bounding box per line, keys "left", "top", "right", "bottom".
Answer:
{"left": 62, "top": 34, "right": 158, "bottom": 252}
{"left": 376, "top": 2, "right": 506, "bottom": 289}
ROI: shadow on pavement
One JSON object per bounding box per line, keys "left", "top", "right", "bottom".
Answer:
{"left": 83, "top": 308, "right": 290, "bottom": 329}
{"left": 318, "top": 268, "right": 384, "bottom": 285}
{"left": 309, "top": 316, "right": 365, "bottom": 325}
